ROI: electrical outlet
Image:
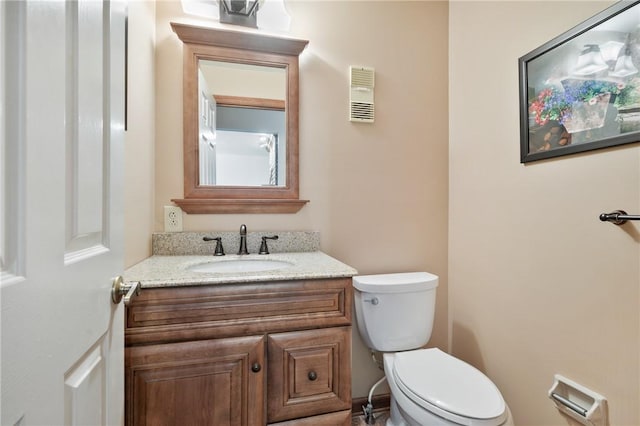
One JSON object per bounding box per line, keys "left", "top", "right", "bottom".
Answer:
{"left": 164, "top": 206, "right": 183, "bottom": 232}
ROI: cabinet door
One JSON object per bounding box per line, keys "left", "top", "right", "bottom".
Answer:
{"left": 126, "top": 335, "right": 265, "bottom": 426}
{"left": 267, "top": 327, "right": 351, "bottom": 422}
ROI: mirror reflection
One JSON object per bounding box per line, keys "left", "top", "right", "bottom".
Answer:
{"left": 198, "top": 60, "right": 287, "bottom": 187}
{"left": 201, "top": 129, "right": 280, "bottom": 186}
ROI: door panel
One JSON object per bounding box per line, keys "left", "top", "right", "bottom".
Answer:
{"left": 66, "top": 0, "right": 106, "bottom": 257}
{"left": 0, "top": 0, "right": 26, "bottom": 286}
{"left": 64, "top": 344, "right": 107, "bottom": 425}
{"left": 1, "top": 1, "right": 126, "bottom": 424}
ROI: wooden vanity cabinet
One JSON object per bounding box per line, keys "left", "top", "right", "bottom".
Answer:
{"left": 125, "top": 278, "right": 353, "bottom": 426}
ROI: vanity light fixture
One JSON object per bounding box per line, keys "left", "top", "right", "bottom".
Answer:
{"left": 181, "top": 0, "right": 291, "bottom": 32}
{"left": 219, "top": 0, "right": 263, "bottom": 28}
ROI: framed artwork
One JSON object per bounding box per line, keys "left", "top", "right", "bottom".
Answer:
{"left": 519, "top": 1, "right": 640, "bottom": 163}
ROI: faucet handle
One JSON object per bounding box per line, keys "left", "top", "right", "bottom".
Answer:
{"left": 259, "top": 235, "right": 279, "bottom": 255}
{"left": 203, "top": 236, "right": 225, "bottom": 256}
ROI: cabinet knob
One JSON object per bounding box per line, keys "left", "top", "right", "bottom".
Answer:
{"left": 251, "top": 362, "right": 261, "bottom": 373}
{"left": 308, "top": 371, "right": 317, "bottom": 381}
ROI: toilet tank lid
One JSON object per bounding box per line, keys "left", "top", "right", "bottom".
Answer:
{"left": 353, "top": 272, "right": 438, "bottom": 293}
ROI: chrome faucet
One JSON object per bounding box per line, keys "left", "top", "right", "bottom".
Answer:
{"left": 238, "top": 224, "right": 249, "bottom": 255}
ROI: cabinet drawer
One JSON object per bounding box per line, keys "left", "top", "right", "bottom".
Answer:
{"left": 126, "top": 278, "right": 352, "bottom": 346}
{"left": 267, "top": 327, "right": 351, "bottom": 423}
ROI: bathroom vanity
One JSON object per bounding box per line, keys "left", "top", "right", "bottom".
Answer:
{"left": 123, "top": 233, "right": 357, "bottom": 426}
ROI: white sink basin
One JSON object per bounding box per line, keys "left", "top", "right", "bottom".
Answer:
{"left": 188, "top": 258, "right": 293, "bottom": 274}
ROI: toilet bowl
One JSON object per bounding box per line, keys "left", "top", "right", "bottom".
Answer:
{"left": 353, "top": 272, "right": 513, "bottom": 426}
{"left": 383, "top": 349, "right": 513, "bottom": 426}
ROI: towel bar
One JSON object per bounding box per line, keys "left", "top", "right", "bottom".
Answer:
{"left": 599, "top": 210, "right": 640, "bottom": 225}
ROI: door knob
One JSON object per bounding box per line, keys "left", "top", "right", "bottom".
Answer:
{"left": 111, "top": 276, "right": 141, "bottom": 305}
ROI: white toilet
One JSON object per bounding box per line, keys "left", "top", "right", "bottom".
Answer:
{"left": 353, "top": 272, "right": 514, "bottom": 426}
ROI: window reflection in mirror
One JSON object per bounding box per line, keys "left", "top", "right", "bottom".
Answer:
{"left": 198, "top": 59, "right": 287, "bottom": 188}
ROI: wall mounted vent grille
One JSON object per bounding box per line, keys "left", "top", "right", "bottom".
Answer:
{"left": 351, "top": 102, "right": 375, "bottom": 122}
{"left": 351, "top": 67, "right": 374, "bottom": 88}
{"left": 349, "top": 66, "right": 375, "bottom": 123}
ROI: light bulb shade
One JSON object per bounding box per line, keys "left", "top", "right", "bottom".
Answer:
{"left": 256, "top": 0, "right": 291, "bottom": 32}
{"left": 181, "top": 0, "right": 220, "bottom": 19}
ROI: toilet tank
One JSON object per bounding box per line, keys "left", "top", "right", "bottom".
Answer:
{"left": 353, "top": 272, "right": 438, "bottom": 352}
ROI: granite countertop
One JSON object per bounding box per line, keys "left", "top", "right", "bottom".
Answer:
{"left": 124, "top": 251, "right": 358, "bottom": 288}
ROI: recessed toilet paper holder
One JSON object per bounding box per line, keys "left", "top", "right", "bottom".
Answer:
{"left": 548, "top": 374, "right": 608, "bottom": 426}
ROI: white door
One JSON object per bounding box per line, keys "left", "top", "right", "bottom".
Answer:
{"left": 1, "top": 0, "right": 126, "bottom": 424}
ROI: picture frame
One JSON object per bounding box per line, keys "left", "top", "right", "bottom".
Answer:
{"left": 519, "top": 1, "right": 640, "bottom": 163}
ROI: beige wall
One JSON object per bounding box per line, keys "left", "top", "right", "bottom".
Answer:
{"left": 449, "top": 2, "right": 640, "bottom": 425}
{"left": 125, "top": 1, "right": 156, "bottom": 267}
{"left": 152, "top": 0, "right": 449, "bottom": 398}
{"left": 126, "top": 2, "right": 640, "bottom": 422}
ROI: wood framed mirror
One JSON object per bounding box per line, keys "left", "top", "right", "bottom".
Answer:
{"left": 170, "top": 22, "right": 309, "bottom": 214}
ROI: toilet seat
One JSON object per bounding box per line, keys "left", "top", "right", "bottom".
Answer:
{"left": 392, "top": 348, "right": 507, "bottom": 426}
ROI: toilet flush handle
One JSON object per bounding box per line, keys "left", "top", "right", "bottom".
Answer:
{"left": 364, "top": 297, "right": 379, "bottom": 305}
